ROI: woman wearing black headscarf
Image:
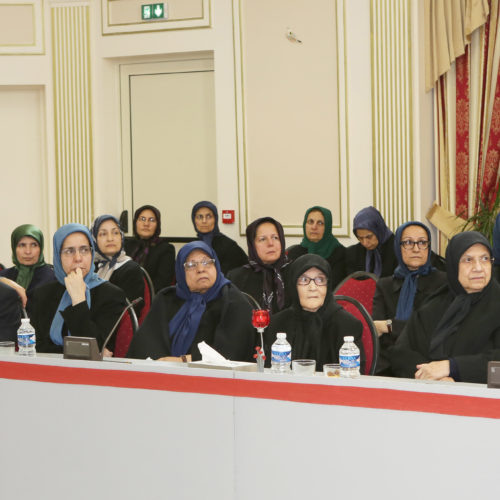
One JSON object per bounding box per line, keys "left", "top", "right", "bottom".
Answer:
{"left": 191, "top": 201, "right": 247, "bottom": 274}
{"left": 127, "top": 241, "right": 254, "bottom": 361}
{"left": 390, "top": 231, "right": 500, "bottom": 383}
{"left": 227, "top": 217, "right": 291, "bottom": 313}
{"left": 124, "top": 205, "right": 175, "bottom": 293}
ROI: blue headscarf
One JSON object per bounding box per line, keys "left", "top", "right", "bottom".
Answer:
{"left": 168, "top": 241, "right": 229, "bottom": 356}
{"left": 393, "top": 221, "right": 434, "bottom": 320}
{"left": 191, "top": 201, "right": 221, "bottom": 247}
{"left": 353, "top": 206, "right": 393, "bottom": 276}
{"left": 49, "top": 224, "right": 104, "bottom": 346}
{"left": 492, "top": 213, "right": 500, "bottom": 264}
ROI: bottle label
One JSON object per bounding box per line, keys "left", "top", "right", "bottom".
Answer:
{"left": 339, "top": 354, "right": 360, "bottom": 369}
{"left": 18, "top": 332, "right": 36, "bottom": 348}
{"left": 271, "top": 349, "right": 291, "bottom": 364}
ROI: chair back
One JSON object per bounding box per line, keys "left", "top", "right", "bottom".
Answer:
{"left": 334, "top": 294, "right": 379, "bottom": 375}
{"left": 333, "top": 271, "right": 378, "bottom": 315}
{"left": 137, "top": 266, "right": 154, "bottom": 325}
{"left": 113, "top": 304, "right": 139, "bottom": 358}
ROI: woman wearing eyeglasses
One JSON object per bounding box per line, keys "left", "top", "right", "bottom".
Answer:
{"left": 124, "top": 205, "right": 175, "bottom": 293}
{"left": 127, "top": 241, "right": 255, "bottom": 361}
{"left": 191, "top": 201, "right": 247, "bottom": 274}
{"left": 31, "top": 224, "right": 127, "bottom": 353}
{"left": 372, "top": 221, "right": 446, "bottom": 375}
{"left": 264, "top": 254, "right": 363, "bottom": 368}
{"left": 390, "top": 231, "right": 500, "bottom": 383}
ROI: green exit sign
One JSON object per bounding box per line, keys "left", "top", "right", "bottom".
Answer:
{"left": 142, "top": 3, "right": 166, "bottom": 20}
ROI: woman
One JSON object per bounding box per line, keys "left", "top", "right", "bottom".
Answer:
{"left": 372, "top": 221, "right": 447, "bottom": 375}
{"left": 227, "top": 217, "right": 290, "bottom": 313}
{"left": 127, "top": 241, "right": 255, "bottom": 361}
{"left": 265, "top": 254, "right": 363, "bottom": 369}
{"left": 287, "top": 206, "right": 346, "bottom": 288}
{"left": 31, "top": 224, "right": 127, "bottom": 353}
{"left": 124, "top": 205, "right": 175, "bottom": 293}
{"left": 390, "top": 231, "right": 500, "bottom": 383}
{"left": 191, "top": 201, "right": 247, "bottom": 274}
{"left": 92, "top": 214, "right": 145, "bottom": 315}
{"left": 344, "top": 206, "right": 397, "bottom": 277}
{"left": 0, "top": 224, "right": 56, "bottom": 316}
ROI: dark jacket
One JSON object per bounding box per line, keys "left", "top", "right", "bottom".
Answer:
{"left": 210, "top": 233, "right": 248, "bottom": 275}
{"left": 0, "top": 281, "right": 22, "bottom": 341}
{"left": 105, "top": 260, "right": 145, "bottom": 315}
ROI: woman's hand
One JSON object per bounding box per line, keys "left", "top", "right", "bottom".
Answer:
{"left": 102, "top": 348, "right": 113, "bottom": 358}
{"left": 0, "top": 277, "right": 27, "bottom": 308}
{"left": 64, "top": 267, "right": 87, "bottom": 306}
{"left": 374, "top": 320, "right": 389, "bottom": 337}
{"left": 415, "top": 360, "right": 450, "bottom": 380}
{"left": 156, "top": 355, "right": 192, "bottom": 363}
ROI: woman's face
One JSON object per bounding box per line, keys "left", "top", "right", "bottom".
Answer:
{"left": 400, "top": 225, "right": 429, "bottom": 270}
{"left": 194, "top": 207, "right": 215, "bottom": 233}
{"left": 458, "top": 243, "right": 492, "bottom": 294}
{"left": 60, "top": 232, "right": 92, "bottom": 277}
{"left": 254, "top": 222, "right": 282, "bottom": 265}
{"left": 296, "top": 266, "right": 328, "bottom": 312}
{"left": 96, "top": 219, "right": 122, "bottom": 257}
{"left": 16, "top": 236, "right": 41, "bottom": 266}
{"left": 136, "top": 209, "right": 158, "bottom": 239}
{"left": 305, "top": 210, "right": 325, "bottom": 243}
{"left": 184, "top": 249, "right": 217, "bottom": 294}
{"left": 356, "top": 229, "right": 379, "bottom": 251}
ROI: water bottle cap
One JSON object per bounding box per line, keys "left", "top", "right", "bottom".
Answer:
{"left": 343, "top": 336, "right": 354, "bottom": 342}
{"left": 276, "top": 332, "right": 287, "bottom": 340}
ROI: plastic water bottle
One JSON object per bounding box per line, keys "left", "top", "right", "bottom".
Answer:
{"left": 271, "top": 332, "right": 291, "bottom": 373}
{"left": 17, "top": 318, "right": 36, "bottom": 356}
{"left": 339, "top": 336, "right": 360, "bottom": 378}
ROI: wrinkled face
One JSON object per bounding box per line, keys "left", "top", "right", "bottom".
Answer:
{"left": 458, "top": 243, "right": 492, "bottom": 294}
{"left": 96, "top": 219, "right": 122, "bottom": 257}
{"left": 16, "top": 236, "right": 41, "bottom": 266}
{"left": 356, "top": 228, "right": 379, "bottom": 251}
{"left": 60, "top": 232, "right": 92, "bottom": 277}
{"left": 305, "top": 210, "right": 325, "bottom": 243}
{"left": 136, "top": 209, "right": 158, "bottom": 239}
{"left": 296, "top": 267, "right": 328, "bottom": 312}
{"left": 184, "top": 249, "right": 217, "bottom": 294}
{"left": 254, "top": 222, "right": 282, "bottom": 265}
{"left": 194, "top": 207, "right": 215, "bottom": 233}
{"left": 400, "top": 225, "right": 429, "bottom": 270}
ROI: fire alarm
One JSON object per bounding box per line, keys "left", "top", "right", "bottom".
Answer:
{"left": 222, "top": 210, "right": 235, "bottom": 224}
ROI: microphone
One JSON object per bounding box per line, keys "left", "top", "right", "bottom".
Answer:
{"left": 101, "top": 297, "right": 143, "bottom": 357}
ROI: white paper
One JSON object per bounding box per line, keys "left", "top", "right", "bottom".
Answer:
{"left": 197, "top": 341, "right": 230, "bottom": 363}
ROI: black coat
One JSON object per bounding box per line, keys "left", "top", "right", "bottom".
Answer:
{"left": 344, "top": 235, "right": 398, "bottom": 277}
{"left": 105, "top": 260, "right": 145, "bottom": 315}
{"left": 0, "top": 281, "right": 22, "bottom": 341}
{"left": 210, "top": 233, "right": 248, "bottom": 275}
{"left": 127, "top": 284, "right": 255, "bottom": 362}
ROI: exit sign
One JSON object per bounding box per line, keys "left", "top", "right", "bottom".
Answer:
{"left": 141, "top": 3, "right": 167, "bottom": 20}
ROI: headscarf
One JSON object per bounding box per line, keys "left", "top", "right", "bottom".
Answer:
{"left": 168, "top": 241, "right": 229, "bottom": 356}
{"left": 49, "top": 224, "right": 104, "bottom": 346}
{"left": 429, "top": 231, "right": 493, "bottom": 358}
{"left": 393, "top": 221, "right": 434, "bottom": 321}
{"left": 91, "top": 215, "right": 131, "bottom": 280}
{"left": 10, "top": 224, "right": 46, "bottom": 289}
{"left": 353, "top": 206, "right": 393, "bottom": 276}
{"left": 245, "top": 217, "right": 289, "bottom": 311}
{"left": 300, "top": 206, "right": 343, "bottom": 259}
{"left": 130, "top": 204, "right": 162, "bottom": 266}
{"left": 191, "top": 201, "right": 221, "bottom": 247}
{"left": 492, "top": 213, "right": 500, "bottom": 264}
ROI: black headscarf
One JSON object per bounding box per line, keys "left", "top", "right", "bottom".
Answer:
{"left": 191, "top": 201, "right": 221, "bottom": 247}
{"left": 130, "top": 204, "right": 162, "bottom": 266}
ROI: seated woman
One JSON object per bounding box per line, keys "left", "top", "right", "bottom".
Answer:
{"left": 92, "top": 214, "right": 145, "bottom": 315}
{"left": 0, "top": 224, "right": 56, "bottom": 316}
{"left": 227, "top": 217, "right": 290, "bottom": 313}
{"left": 344, "top": 206, "right": 397, "bottom": 277}
{"left": 287, "top": 206, "right": 346, "bottom": 288}
{"left": 390, "top": 231, "right": 500, "bottom": 383}
{"left": 31, "top": 224, "right": 127, "bottom": 353}
{"left": 265, "top": 254, "right": 363, "bottom": 369}
{"left": 124, "top": 205, "right": 175, "bottom": 293}
{"left": 191, "top": 201, "right": 247, "bottom": 274}
{"left": 372, "top": 221, "right": 447, "bottom": 375}
{"left": 127, "top": 241, "right": 255, "bottom": 361}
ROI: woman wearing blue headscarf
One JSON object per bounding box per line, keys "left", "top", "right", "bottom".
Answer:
{"left": 127, "top": 241, "right": 255, "bottom": 361}
{"left": 191, "top": 201, "right": 247, "bottom": 274}
{"left": 31, "top": 224, "right": 127, "bottom": 353}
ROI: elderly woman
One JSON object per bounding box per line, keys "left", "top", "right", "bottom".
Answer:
{"left": 372, "top": 221, "right": 447, "bottom": 375}
{"left": 345, "top": 206, "right": 397, "bottom": 277}
{"left": 287, "top": 206, "right": 346, "bottom": 288}
{"left": 92, "top": 214, "right": 144, "bottom": 315}
{"left": 31, "top": 224, "right": 127, "bottom": 353}
{"left": 390, "top": 231, "right": 500, "bottom": 383}
{"left": 124, "top": 205, "right": 175, "bottom": 293}
{"left": 191, "top": 201, "right": 247, "bottom": 274}
{"left": 265, "top": 254, "right": 363, "bottom": 368}
{"left": 227, "top": 217, "right": 291, "bottom": 313}
{"left": 127, "top": 241, "right": 255, "bottom": 361}
{"left": 0, "top": 224, "right": 56, "bottom": 316}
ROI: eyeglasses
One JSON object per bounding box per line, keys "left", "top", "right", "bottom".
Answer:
{"left": 400, "top": 240, "right": 430, "bottom": 250}
{"left": 61, "top": 246, "right": 91, "bottom": 257}
{"left": 138, "top": 216, "right": 156, "bottom": 223}
{"left": 297, "top": 275, "right": 328, "bottom": 286}
{"left": 459, "top": 255, "right": 494, "bottom": 266}
{"left": 195, "top": 214, "right": 214, "bottom": 221}
{"left": 184, "top": 259, "right": 216, "bottom": 270}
